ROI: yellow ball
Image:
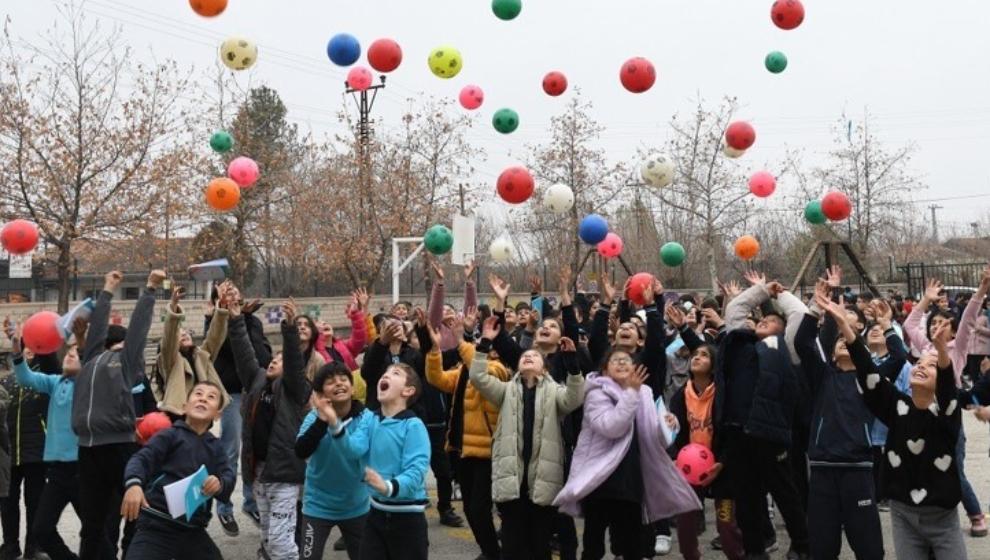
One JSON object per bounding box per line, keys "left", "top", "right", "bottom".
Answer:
{"left": 428, "top": 45, "right": 462, "bottom": 79}
{"left": 219, "top": 37, "right": 258, "bottom": 71}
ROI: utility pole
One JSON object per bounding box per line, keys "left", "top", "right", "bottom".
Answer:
{"left": 929, "top": 204, "right": 943, "bottom": 243}
{"left": 971, "top": 222, "right": 980, "bottom": 238}
{"left": 346, "top": 75, "right": 387, "bottom": 235}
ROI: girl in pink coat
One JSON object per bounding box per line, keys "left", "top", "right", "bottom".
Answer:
{"left": 553, "top": 349, "right": 700, "bottom": 559}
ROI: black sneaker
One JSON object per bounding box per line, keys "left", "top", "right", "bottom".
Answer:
{"left": 0, "top": 544, "right": 20, "bottom": 560}
{"left": 333, "top": 536, "right": 346, "bottom": 551}
{"left": 23, "top": 549, "right": 50, "bottom": 560}
{"left": 244, "top": 510, "right": 262, "bottom": 528}
{"left": 711, "top": 536, "right": 722, "bottom": 550}
{"left": 439, "top": 508, "right": 465, "bottom": 527}
{"left": 217, "top": 512, "right": 240, "bottom": 537}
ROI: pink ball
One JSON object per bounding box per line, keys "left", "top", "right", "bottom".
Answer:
{"left": 748, "top": 171, "right": 776, "bottom": 198}
{"left": 459, "top": 85, "right": 484, "bottom": 110}
{"left": 597, "top": 232, "right": 623, "bottom": 259}
{"left": 137, "top": 412, "right": 173, "bottom": 444}
{"left": 346, "top": 65, "right": 373, "bottom": 91}
{"left": 227, "top": 156, "right": 259, "bottom": 188}
{"left": 676, "top": 443, "right": 717, "bottom": 486}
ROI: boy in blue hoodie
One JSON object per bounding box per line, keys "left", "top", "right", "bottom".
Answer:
{"left": 12, "top": 318, "right": 87, "bottom": 560}
{"left": 120, "top": 381, "right": 234, "bottom": 560}
{"left": 335, "top": 362, "right": 430, "bottom": 560}
{"left": 295, "top": 361, "right": 374, "bottom": 560}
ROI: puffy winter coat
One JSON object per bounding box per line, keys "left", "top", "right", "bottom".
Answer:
{"left": 468, "top": 353, "right": 584, "bottom": 506}
{"left": 314, "top": 309, "right": 368, "bottom": 371}
{"left": 157, "top": 306, "right": 230, "bottom": 415}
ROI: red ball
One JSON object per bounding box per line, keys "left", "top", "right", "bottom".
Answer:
{"left": 748, "top": 171, "right": 776, "bottom": 198}
{"left": 137, "top": 412, "right": 173, "bottom": 444}
{"left": 676, "top": 443, "right": 717, "bottom": 486}
{"left": 619, "top": 57, "right": 656, "bottom": 94}
{"left": 542, "top": 71, "right": 568, "bottom": 96}
{"left": 22, "top": 311, "right": 62, "bottom": 355}
{"left": 625, "top": 272, "right": 656, "bottom": 307}
{"left": 367, "top": 38, "right": 402, "bottom": 73}
{"left": 725, "top": 121, "right": 756, "bottom": 150}
{"left": 1, "top": 220, "right": 39, "bottom": 255}
{"left": 771, "top": 0, "right": 805, "bottom": 30}
{"left": 821, "top": 191, "right": 852, "bottom": 221}
{"left": 496, "top": 166, "right": 535, "bottom": 204}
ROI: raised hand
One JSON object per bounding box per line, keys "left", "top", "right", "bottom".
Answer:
{"left": 627, "top": 364, "right": 649, "bottom": 391}
{"left": 311, "top": 392, "right": 338, "bottom": 426}
{"left": 766, "top": 281, "right": 785, "bottom": 297}
{"left": 743, "top": 270, "right": 766, "bottom": 286}
{"left": 824, "top": 265, "right": 843, "bottom": 289}
{"left": 529, "top": 274, "right": 542, "bottom": 295}
{"left": 71, "top": 317, "right": 88, "bottom": 345}
{"left": 720, "top": 279, "right": 741, "bottom": 300}
{"left": 979, "top": 264, "right": 990, "bottom": 295}
{"left": 665, "top": 303, "right": 685, "bottom": 328}
{"left": 281, "top": 298, "right": 298, "bottom": 324}
{"left": 413, "top": 307, "right": 428, "bottom": 328}
{"left": 462, "top": 306, "right": 479, "bottom": 334}
{"left": 169, "top": 285, "right": 186, "bottom": 312}
{"left": 488, "top": 274, "right": 510, "bottom": 302}
{"left": 600, "top": 272, "right": 616, "bottom": 305}
{"left": 481, "top": 316, "right": 501, "bottom": 341}
{"left": 464, "top": 260, "right": 477, "bottom": 282}
{"left": 430, "top": 259, "right": 445, "bottom": 282}
{"left": 354, "top": 287, "right": 370, "bottom": 312}
{"left": 872, "top": 299, "right": 893, "bottom": 330}
{"left": 559, "top": 336, "right": 576, "bottom": 353}
{"left": 559, "top": 266, "right": 573, "bottom": 306}
{"left": 225, "top": 293, "right": 242, "bottom": 317}
{"left": 104, "top": 270, "right": 123, "bottom": 293}
{"left": 147, "top": 269, "right": 166, "bottom": 290}
{"left": 923, "top": 279, "right": 943, "bottom": 303}
{"left": 701, "top": 307, "right": 724, "bottom": 329}
{"left": 380, "top": 321, "right": 403, "bottom": 345}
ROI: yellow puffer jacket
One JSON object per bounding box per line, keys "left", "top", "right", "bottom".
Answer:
{"left": 425, "top": 341, "right": 509, "bottom": 459}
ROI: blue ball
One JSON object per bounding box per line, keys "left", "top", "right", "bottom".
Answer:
{"left": 327, "top": 33, "right": 361, "bottom": 67}
{"left": 579, "top": 214, "right": 609, "bottom": 245}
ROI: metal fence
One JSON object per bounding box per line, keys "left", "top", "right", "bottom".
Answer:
{"left": 898, "top": 262, "right": 986, "bottom": 298}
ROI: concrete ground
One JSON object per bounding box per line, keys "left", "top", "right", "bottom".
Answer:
{"left": 15, "top": 413, "right": 990, "bottom": 558}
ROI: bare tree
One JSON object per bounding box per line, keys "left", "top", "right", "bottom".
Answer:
{"left": 0, "top": 2, "right": 195, "bottom": 311}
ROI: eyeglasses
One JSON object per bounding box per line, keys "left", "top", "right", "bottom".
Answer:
{"left": 609, "top": 356, "right": 632, "bottom": 366}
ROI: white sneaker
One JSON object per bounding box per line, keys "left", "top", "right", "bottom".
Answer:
{"left": 654, "top": 534, "right": 672, "bottom": 556}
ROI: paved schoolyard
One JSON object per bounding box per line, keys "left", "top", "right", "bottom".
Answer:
{"left": 17, "top": 413, "right": 990, "bottom": 558}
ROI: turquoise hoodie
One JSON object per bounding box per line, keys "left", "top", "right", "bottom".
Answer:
{"left": 296, "top": 407, "right": 372, "bottom": 521}
{"left": 14, "top": 357, "right": 78, "bottom": 462}
{"left": 337, "top": 408, "right": 430, "bottom": 513}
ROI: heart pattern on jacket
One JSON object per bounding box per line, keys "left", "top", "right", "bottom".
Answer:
{"left": 887, "top": 450, "right": 901, "bottom": 468}
{"left": 896, "top": 401, "right": 909, "bottom": 416}
{"left": 933, "top": 455, "right": 952, "bottom": 472}
{"left": 865, "top": 373, "right": 880, "bottom": 390}
{"left": 910, "top": 488, "right": 927, "bottom": 504}
{"left": 906, "top": 438, "right": 925, "bottom": 455}
{"left": 945, "top": 399, "right": 957, "bottom": 416}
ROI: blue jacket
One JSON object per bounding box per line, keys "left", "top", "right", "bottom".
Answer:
{"left": 294, "top": 404, "right": 373, "bottom": 521}
{"left": 123, "top": 420, "right": 235, "bottom": 529}
{"left": 795, "top": 315, "right": 907, "bottom": 466}
{"left": 337, "top": 408, "right": 430, "bottom": 513}
{"left": 13, "top": 357, "right": 77, "bottom": 462}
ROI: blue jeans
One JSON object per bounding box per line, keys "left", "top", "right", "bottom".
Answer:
{"left": 955, "top": 425, "right": 982, "bottom": 518}
{"left": 217, "top": 392, "right": 257, "bottom": 516}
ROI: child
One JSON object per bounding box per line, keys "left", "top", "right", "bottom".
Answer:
{"left": 157, "top": 285, "right": 230, "bottom": 417}
{"left": 12, "top": 318, "right": 87, "bottom": 560}
{"left": 553, "top": 350, "right": 700, "bottom": 560}
{"left": 72, "top": 269, "right": 163, "bottom": 560}
{"left": 120, "top": 381, "right": 234, "bottom": 559}
{"left": 470, "top": 317, "right": 585, "bottom": 560}
{"left": 794, "top": 286, "right": 906, "bottom": 559}
{"left": 229, "top": 296, "right": 310, "bottom": 560}
{"left": 294, "top": 362, "right": 374, "bottom": 560}
{"left": 824, "top": 296, "right": 967, "bottom": 559}
{"left": 337, "top": 363, "right": 431, "bottom": 560}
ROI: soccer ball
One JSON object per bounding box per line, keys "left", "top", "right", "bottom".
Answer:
{"left": 220, "top": 37, "right": 258, "bottom": 71}
{"left": 542, "top": 183, "right": 574, "bottom": 214}
{"left": 640, "top": 154, "right": 675, "bottom": 188}
{"left": 723, "top": 145, "right": 746, "bottom": 159}
{"left": 489, "top": 238, "right": 514, "bottom": 263}
{"left": 428, "top": 46, "right": 462, "bottom": 79}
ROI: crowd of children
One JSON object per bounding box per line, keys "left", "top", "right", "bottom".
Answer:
{"left": 0, "top": 260, "right": 989, "bottom": 559}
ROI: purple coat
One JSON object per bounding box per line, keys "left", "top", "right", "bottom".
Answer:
{"left": 553, "top": 373, "right": 701, "bottom": 522}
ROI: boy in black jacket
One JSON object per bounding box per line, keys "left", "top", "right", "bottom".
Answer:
{"left": 795, "top": 286, "right": 906, "bottom": 559}
{"left": 72, "top": 269, "right": 163, "bottom": 560}
{"left": 121, "top": 380, "right": 234, "bottom": 559}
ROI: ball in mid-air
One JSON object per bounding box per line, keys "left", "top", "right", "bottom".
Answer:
{"left": 428, "top": 46, "right": 463, "bottom": 79}
{"left": 219, "top": 37, "right": 258, "bottom": 71}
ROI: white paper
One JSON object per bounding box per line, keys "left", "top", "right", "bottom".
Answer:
{"left": 450, "top": 214, "right": 476, "bottom": 266}
{"left": 8, "top": 254, "right": 31, "bottom": 279}
{"left": 655, "top": 398, "right": 675, "bottom": 448}
{"left": 163, "top": 469, "right": 198, "bottom": 518}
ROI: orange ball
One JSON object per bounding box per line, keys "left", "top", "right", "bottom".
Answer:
{"left": 734, "top": 235, "right": 760, "bottom": 261}
{"left": 206, "top": 177, "right": 240, "bottom": 211}
{"left": 189, "top": 0, "right": 228, "bottom": 17}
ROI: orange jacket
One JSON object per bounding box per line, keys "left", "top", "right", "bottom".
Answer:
{"left": 425, "top": 342, "right": 510, "bottom": 459}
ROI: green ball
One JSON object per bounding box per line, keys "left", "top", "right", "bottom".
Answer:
{"left": 424, "top": 224, "right": 454, "bottom": 255}
{"left": 765, "top": 51, "right": 788, "bottom": 74}
{"left": 210, "top": 130, "right": 234, "bottom": 153}
{"left": 492, "top": 0, "right": 522, "bottom": 20}
{"left": 492, "top": 108, "right": 519, "bottom": 134}
{"left": 660, "top": 242, "right": 686, "bottom": 267}
{"left": 804, "top": 200, "right": 827, "bottom": 225}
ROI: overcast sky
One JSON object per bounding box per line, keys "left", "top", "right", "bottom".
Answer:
{"left": 6, "top": 0, "right": 990, "bottom": 233}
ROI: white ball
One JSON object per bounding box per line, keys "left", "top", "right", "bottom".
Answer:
{"left": 542, "top": 183, "right": 574, "bottom": 214}
{"left": 489, "top": 238, "right": 514, "bottom": 263}
{"left": 220, "top": 37, "right": 258, "bottom": 71}
{"left": 723, "top": 145, "right": 746, "bottom": 159}
{"left": 640, "top": 154, "right": 675, "bottom": 188}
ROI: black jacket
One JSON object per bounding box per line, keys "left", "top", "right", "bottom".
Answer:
{"left": 360, "top": 340, "right": 448, "bottom": 427}
{"left": 209, "top": 311, "right": 271, "bottom": 395}
{"left": 795, "top": 314, "right": 908, "bottom": 466}
{"left": 123, "top": 420, "right": 235, "bottom": 529}
{"left": 231, "top": 316, "right": 309, "bottom": 485}
{"left": 0, "top": 373, "right": 47, "bottom": 466}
